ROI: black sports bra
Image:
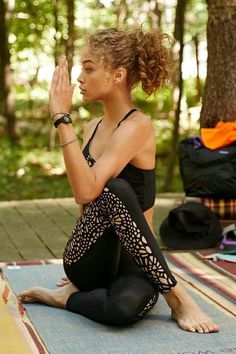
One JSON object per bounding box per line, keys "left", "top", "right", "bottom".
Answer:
{"left": 82, "top": 109, "right": 156, "bottom": 212}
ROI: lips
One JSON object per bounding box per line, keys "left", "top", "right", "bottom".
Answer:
{"left": 80, "top": 87, "right": 86, "bottom": 94}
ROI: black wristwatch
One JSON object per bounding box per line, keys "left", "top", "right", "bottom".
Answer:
{"left": 54, "top": 113, "right": 72, "bottom": 128}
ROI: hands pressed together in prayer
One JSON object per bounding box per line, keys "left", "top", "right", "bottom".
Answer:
{"left": 49, "top": 57, "right": 75, "bottom": 120}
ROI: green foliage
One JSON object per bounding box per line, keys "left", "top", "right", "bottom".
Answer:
{"left": 132, "top": 84, "right": 174, "bottom": 117}
{"left": 0, "top": 0, "right": 209, "bottom": 199}
{"left": 185, "top": 0, "right": 207, "bottom": 42}
{"left": 184, "top": 78, "right": 205, "bottom": 108}
{"left": 0, "top": 136, "right": 72, "bottom": 201}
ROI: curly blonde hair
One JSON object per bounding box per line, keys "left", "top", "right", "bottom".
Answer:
{"left": 87, "top": 28, "right": 173, "bottom": 95}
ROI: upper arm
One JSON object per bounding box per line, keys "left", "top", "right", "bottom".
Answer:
{"left": 91, "top": 114, "right": 153, "bottom": 189}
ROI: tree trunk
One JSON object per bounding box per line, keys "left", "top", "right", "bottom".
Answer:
{"left": 148, "top": 0, "right": 162, "bottom": 29}
{"left": 65, "top": 0, "right": 75, "bottom": 81}
{"left": 193, "top": 34, "right": 202, "bottom": 103}
{"left": 115, "top": 0, "right": 128, "bottom": 26}
{"left": 161, "top": 0, "right": 187, "bottom": 192}
{"left": 0, "top": 0, "right": 18, "bottom": 140}
{"left": 0, "top": 0, "right": 5, "bottom": 115}
{"left": 53, "top": 0, "right": 60, "bottom": 66}
{"left": 49, "top": 0, "right": 60, "bottom": 150}
{"left": 200, "top": 0, "right": 236, "bottom": 128}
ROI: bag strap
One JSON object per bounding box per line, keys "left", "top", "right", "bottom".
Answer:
{"left": 223, "top": 223, "right": 236, "bottom": 236}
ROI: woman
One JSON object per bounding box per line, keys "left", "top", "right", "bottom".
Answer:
{"left": 18, "top": 28, "right": 219, "bottom": 333}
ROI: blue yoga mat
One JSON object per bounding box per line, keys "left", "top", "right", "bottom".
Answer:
{"left": 4, "top": 264, "right": 236, "bottom": 354}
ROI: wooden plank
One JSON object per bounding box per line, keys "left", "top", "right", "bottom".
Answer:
{"left": 0, "top": 202, "right": 53, "bottom": 260}
{"left": 0, "top": 195, "right": 181, "bottom": 262}
{"left": 0, "top": 224, "right": 22, "bottom": 262}
{"left": 56, "top": 198, "right": 79, "bottom": 217}
{"left": 35, "top": 199, "right": 77, "bottom": 236}
{"left": 13, "top": 201, "right": 68, "bottom": 258}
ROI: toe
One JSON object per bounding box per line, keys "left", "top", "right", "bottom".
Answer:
{"left": 177, "top": 319, "right": 196, "bottom": 332}
{"left": 189, "top": 326, "right": 196, "bottom": 333}
{"left": 194, "top": 324, "right": 204, "bottom": 334}
{"left": 204, "top": 320, "right": 219, "bottom": 333}
{"left": 210, "top": 324, "right": 220, "bottom": 333}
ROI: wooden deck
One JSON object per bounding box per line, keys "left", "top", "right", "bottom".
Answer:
{"left": 0, "top": 195, "right": 183, "bottom": 262}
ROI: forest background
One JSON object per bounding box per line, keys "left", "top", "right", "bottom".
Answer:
{"left": 0, "top": 0, "right": 232, "bottom": 201}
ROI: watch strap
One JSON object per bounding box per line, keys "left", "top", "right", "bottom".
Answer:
{"left": 54, "top": 113, "right": 72, "bottom": 128}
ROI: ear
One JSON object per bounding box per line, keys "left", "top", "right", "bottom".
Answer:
{"left": 113, "top": 67, "right": 127, "bottom": 83}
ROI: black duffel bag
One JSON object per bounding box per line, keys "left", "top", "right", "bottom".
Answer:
{"left": 179, "top": 137, "right": 236, "bottom": 198}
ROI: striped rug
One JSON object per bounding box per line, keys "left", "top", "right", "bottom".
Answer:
{"left": 166, "top": 252, "right": 236, "bottom": 316}
{"left": 0, "top": 267, "right": 48, "bottom": 354}
{"left": 0, "top": 256, "right": 235, "bottom": 354}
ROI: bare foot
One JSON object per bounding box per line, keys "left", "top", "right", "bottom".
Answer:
{"left": 17, "top": 282, "right": 78, "bottom": 308}
{"left": 164, "top": 284, "right": 219, "bottom": 333}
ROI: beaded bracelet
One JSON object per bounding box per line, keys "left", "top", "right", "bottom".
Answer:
{"left": 60, "top": 136, "right": 77, "bottom": 148}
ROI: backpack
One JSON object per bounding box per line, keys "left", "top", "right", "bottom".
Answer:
{"left": 179, "top": 137, "right": 236, "bottom": 198}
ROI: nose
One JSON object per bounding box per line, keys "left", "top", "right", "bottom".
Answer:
{"left": 77, "top": 71, "right": 84, "bottom": 84}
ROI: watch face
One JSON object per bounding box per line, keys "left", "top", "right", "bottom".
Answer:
{"left": 54, "top": 114, "right": 71, "bottom": 128}
{"left": 64, "top": 116, "right": 70, "bottom": 123}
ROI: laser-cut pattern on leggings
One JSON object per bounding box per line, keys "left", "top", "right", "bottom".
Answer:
{"left": 64, "top": 187, "right": 175, "bottom": 293}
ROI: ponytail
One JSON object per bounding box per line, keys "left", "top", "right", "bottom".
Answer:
{"left": 87, "top": 28, "right": 173, "bottom": 95}
{"left": 132, "top": 29, "right": 173, "bottom": 95}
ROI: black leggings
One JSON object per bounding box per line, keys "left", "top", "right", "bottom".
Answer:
{"left": 63, "top": 178, "right": 177, "bottom": 325}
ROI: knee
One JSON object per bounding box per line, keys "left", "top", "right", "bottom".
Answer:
{"left": 105, "top": 178, "right": 137, "bottom": 201}
{"left": 108, "top": 298, "right": 140, "bottom": 325}
{"left": 107, "top": 290, "right": 157, "bottom": 325}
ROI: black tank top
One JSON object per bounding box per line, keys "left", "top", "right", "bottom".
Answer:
{"left": 82, "top": 109, "right": 156, "bottom": 212}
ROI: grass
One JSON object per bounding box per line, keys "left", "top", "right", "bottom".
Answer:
{"left": 0, "top": 116, "right": 184, "bottom": 201}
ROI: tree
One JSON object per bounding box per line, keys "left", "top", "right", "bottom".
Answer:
{"left": 53, "top": 0, "right": 60, "bottom": 66}
{"left": 200, "top": 0, "right": 236, "bottom": 127}
{"left": 0, "top": 0, "right": 17, "bottom": 140}
{"left": 162, "top": 0, "right": 187, "bottom": 191}
{"left": 65, "top": 0, "right": 75, "bottom": 80}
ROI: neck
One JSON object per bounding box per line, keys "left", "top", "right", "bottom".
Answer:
{"left": 102, "top": 89, "right": 134, "bottom": 125}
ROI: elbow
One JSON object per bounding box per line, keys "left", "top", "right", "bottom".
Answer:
{"left": 74, "top": 190, "right": 99, "bottom": 205}
{"left": 73, "top": 177, "right": 102, "bottom": 205}
{"left": 74, "top": 196, "right": 93, "bottom": 205}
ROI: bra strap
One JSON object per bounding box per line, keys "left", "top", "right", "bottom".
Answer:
{"left": 87, "top": 118, "right": 102, "bottom": 144}
{"left": 117, "top": 108, "right": 138, "bottom": 127}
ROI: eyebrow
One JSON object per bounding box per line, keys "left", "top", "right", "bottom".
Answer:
{"left": 81, "top": 59, "right": 96, "bottom": 65}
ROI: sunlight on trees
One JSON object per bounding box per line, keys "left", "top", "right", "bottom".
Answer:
{"left": 0, "top": 0, "right": 213, "bottom": 199}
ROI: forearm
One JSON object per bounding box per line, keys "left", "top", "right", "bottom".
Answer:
{"left": 56, "top": 123, "right": 98, "bottom": 204}
{"left": 49, "top": 58, "right": 103, "bottom": 203}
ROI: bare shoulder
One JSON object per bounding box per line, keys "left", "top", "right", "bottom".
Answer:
{"left": 119, "top": 110, "right": 154, "bottom": 138}
{"left": 82, "top": 117, "right": 101, "bottom": 147}
{"left": 133, "top": 111, "right": 155, "bottom": 144}
{"left": 134, "top": 111, "right": 153, "bottom": 128}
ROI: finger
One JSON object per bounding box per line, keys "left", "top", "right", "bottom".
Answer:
{"left": 56, "top": 280, "right": 70, "bottom": 287}
{"left": 57, "top": 62, "right": 64, "bottom": 89}
{"left": 69, "top": 84, "right": 76, "bottom": 97}
{"left": 50, "top": 66, "right": 59, "bottom": 90}
{"left": 56, "top": 282, "right": 64, "bottom": 287}
{"left": 56, "top": 280, "right": 64, "bottom": 286}
{"left": 61, "top": 60, "right": 70, "bottom": 88}
{"left": 57, "top": 56, "right": 67, "bottom": 88}
{"left": 56, "top": 276, "right": 69, "bottom": 287}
